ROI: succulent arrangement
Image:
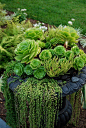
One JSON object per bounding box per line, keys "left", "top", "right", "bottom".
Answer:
{"left": 1, "top": 6, "right": 86, "bottom": 128}
{"left": 9, "top": 25, "right": 86, "bottom": 80}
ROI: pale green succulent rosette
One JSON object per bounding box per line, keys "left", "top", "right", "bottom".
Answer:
{"left": 65, "top": 50, "right": 74, "bottom": 60}
{"left": 15, "top": 39, "right": 40, "bottom": 64}
{"left": 24, "top": 65, "right": 33, "bottom": 75}
{"left": 73, "top": 56, "right": 84, "bottom": 71}
{"left": 71, "top": 46, "right": 80, "bottom": 56}
{"left": 39, "top": 50, "right": 52, "bottom": 61}
{"left": 14, "top": 62, "right": 24, "bottom": 76}
{"left": 30, "top": 59, "right": 41, "bottom": 69}
{"left": 24, "top": 28, "right": 43, "bottom": 40}
{"left": 54, "top": 45, "right": 66, "bottom": 58}
{"left": 33, "top": 66, "right": 46, "bottom": 79}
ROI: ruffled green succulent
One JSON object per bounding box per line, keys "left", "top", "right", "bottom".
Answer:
{"left": 24, "top": 28, "right": 43, "bottom": 40}
{"left": 54, "top": 45, "right": 66, "bottom": 58}
{"left": 36, "top": 40, "right": 45, "bottom": 48}
{"left": 14, "top": 62, "right": 24, "bottom": 76}
{"left": 45, "top": 42, "right": 51, "bottom": 49}
{"left": 65, "top": 50, "right": 74, "bottom": 59}
{"left": 71, "top": 46, "right": 80, "bottom": 56}
{"left": 73, "top": 57, "right": 84, "bottom": 71}
{"left": 30, "top": 59, "right": 41, "bottom": 69}
{"left": 15, "top": 39, "right": 40, "bottom": 64}
{"left": 49, "top": 49, "right": 56, "bottom": 57}
{"left": 39, "top": 50, "right": 52, "bottom": 60}
{"left": 33, "top": 66, "right": 46, "bottom": 79}
{"left": 50, "top": 37, "right": 59, "bottom": 46}
{"left": 24, "top": 64, "right": 33, "bottom": 75}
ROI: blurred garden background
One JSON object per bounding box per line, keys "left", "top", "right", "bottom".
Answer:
{"left": 0, "top": 0, "right": 86, "bottom": 34}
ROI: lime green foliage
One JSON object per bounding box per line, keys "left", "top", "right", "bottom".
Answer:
{"left": 0, "top": 18, "right": 32, "bottom": 71}
{"left": 60, "top": 26, "right": 79, "bottom": 47}
{"left": 36, "top": 40, "right": 45, "bottom": 48}
{"left": 24, "top": 64, "right": 33, "bottom": 75}
{"left": 43, "top": 56, "right": 73, "bottom": 77}
{"left": 49, "top": 49, "right": 55, "bottom": 57}
{"left": 14, "top": 62, "right": 24, "bottom": 76}
{"left": 54, "top": 45, "right": 66, "bottom": 58}
{"left": 39, "top": 50, "right": 52, "bottom": 60}
{"left": 33, "top": 66, "right": 46, "bottom": 79}
{"left": 71, "top": 46, "right": 80, "bottom": 56}
{"left": 50, "top": 37, "right": 59, "bottom": 46}
{"left": 73, "top": 57, "right": 84, "bottom": 71}
{"left": 4, "top": 19, "right": 32, "bottom": 36}
{"left": 30, "top": 59, "right": 41, "bottom": 69}
{"left": 43, "top": 26, "right": 79, "bottom": 48}
{"left": 15, "top": 39, "right": 40, "bottom": 64}
{"left": 15, "top": 77, "right": 62, "bottom": 128}
{"left": 24, "top": 28, "right": 43, "bottom": 40}
{"left": 80, "top": 50, "right": 86, "bottom": 65}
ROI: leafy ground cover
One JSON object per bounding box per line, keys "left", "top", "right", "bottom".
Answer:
{"left": 0, "top": 0, "right": 86, "bottom": 34}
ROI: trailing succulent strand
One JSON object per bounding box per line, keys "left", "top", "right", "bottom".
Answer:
{"left": 15, "top": 77, "right": 62, "bottom": 128}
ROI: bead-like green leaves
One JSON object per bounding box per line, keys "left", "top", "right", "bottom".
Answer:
{"left": 30, "top": 59, "right": 41, "bottom": 69}
{"left": 33, "top": 66, "right": 46, "bottom": 79}
{"left": 15, "top": 39, "right": 40, "bottom": 64}
{"left": 39, "top": 50, "right": 52, "bottom": 60}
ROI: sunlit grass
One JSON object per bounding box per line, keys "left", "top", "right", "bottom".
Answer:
{"left": 1, "top": 0, "right": 86, "bottom": 34}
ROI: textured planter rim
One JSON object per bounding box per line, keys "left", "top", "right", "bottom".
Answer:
{"left": 7, "top": 66, "right": 86, "bottom": 98}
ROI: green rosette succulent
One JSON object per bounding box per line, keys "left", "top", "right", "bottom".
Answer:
{"left": 24, "top": 64, "right": 33, "bottom": 75}
{"left": 24, "top": 28, "right": 43, "bottom": 40}
{"left": 15, "top": 39, "right": 40, "bottom": 64}
{"left": 45, "top": 42, "right": 51, "bottom": 49}
{"left": 49, "top": 49, "right": 56, "bottom": 57}
{"left": 65, "top": 50, "right": 74, "bottom": 60}
{"left": 39, "top": 50, "right": 52, "bottom": 60}
{"left": 54, "top": 45, "right": 66, "bottom": 58}
{"left": 73, "top": 56, "right": 84, "bottom": 71}
{"left": 71, "top": 46, "right": 80, "bottom": 56}
{"left": 33, "top": 66, "right": 46, "bottom": 79}
{"left": 30, "top": 59, "right": 41, "bottom": 69}
{"left": 36, "top": 40, "right": 45, "bottom": 48}
{"left": 14, "top": 63, "right": 24, "bottom": 76}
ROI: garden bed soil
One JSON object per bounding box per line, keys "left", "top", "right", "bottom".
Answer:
{"left": 0, "top": 10, "right": 86, "bottom": 128}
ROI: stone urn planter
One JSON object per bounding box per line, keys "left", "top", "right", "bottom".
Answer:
{"left": 1, "top": 25, "right": 86, "bottom": 128}
{"left": 6, "top": 66, "right": 86, "bottom": 128}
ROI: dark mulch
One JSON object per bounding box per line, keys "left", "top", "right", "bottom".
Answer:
{"left": 0, "top": 10, "right": 86, "bottom": 128}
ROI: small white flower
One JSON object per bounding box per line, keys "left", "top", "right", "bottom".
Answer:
{"left": 21, "top": 9, "right": 27, "bottom": 11}
{"left": 68, "top": 21, "right": 73, "bottom": 25}
{"left": 18, "top": 8, "right": 20, "bottom": 11}
{"left": 33, "top": 23, "right": 40, "bottom": 27}
{"left": 71, "top": 18, "right": 75, "bottom": 21}
{"left": 23, "top": 13, "right": 27, "bottom": 16}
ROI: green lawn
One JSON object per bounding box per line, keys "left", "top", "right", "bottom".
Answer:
{"left": 1, "top": 0, "right": 86, "bottom": 34}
